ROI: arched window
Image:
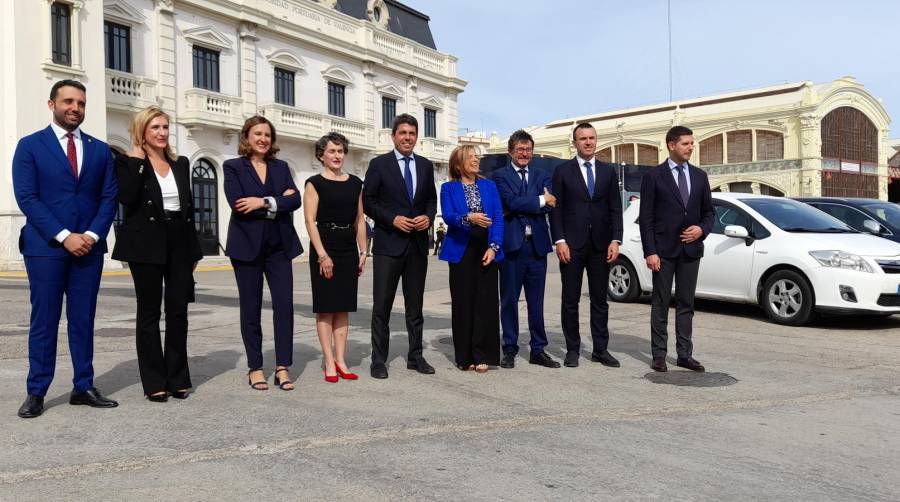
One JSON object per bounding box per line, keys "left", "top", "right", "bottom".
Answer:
{"left": 596, "top": 147, "right": 612, "bottom": 163}
{"left": 192, "top": 158, "right": 219, "bottom": 255}
{"left": 727, "top": 130, "right": 752, "bottom": 163}
{"left": 700, "top": 134, "right": 723, "bottom": 165}
{"left": 637, "top": 144, "right": 659, "bottom": 165}
{"left": 821, "top": 107, "right": 879, "bottom": 198}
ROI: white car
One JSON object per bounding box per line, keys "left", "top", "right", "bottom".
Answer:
{"left": 608, "top": 193, "right": 900, "bottom": 325}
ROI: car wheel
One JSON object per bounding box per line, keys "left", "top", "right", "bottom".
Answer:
{"left": 608, "top": 258, "right": 640, "bottom": 302}
{"left": 761, "top": 270, "right": 814, "bottom": 325}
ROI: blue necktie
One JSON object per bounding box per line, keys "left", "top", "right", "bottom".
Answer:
{"left": 584, "top": 161, "right": 595, "bottom": 198}
{"left": 403, "top": 157, "right": 414, "bottom": 201}
{"left": 518, "top": 168, "right": 528, "bottom": 194}
{"left": 676, "top": 164, "right": 689, "bottom": 205}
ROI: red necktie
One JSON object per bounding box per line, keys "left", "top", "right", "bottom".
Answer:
{"left": 66, "top": 132, "right": 78, "bottom": 178}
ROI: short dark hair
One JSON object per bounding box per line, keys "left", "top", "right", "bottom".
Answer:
{"left": 507, "top": 129, "right": 534, "bottom": 152}
{"left": 238, "top": 115, "right": 280, "bottom": 160}
{"left": 315, "top": 132, "right": 350, "bottom": 163}
{"left": 50, "top": 79, "right": 86, "bottom": 100}
{"left": 572, "top": 122, "right": 595, "bottom": 141}
{"left": 665, "top": 125, "right": 693, "bottom": 145}
{"left": 391, "top": 113, "right": 418, "bottom": 135}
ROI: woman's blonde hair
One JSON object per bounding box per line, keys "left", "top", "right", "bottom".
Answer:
{"left": 448, "top": 144, "right": 478, "bottom": 181}
{"left": 129, "top": 106, "right": 176, "bottom": 161}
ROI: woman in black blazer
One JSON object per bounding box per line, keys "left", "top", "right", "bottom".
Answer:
{"left": 112, "top": 106, "right": 203, "bottom": 402}
{"left": 224, "top": 116, "right": 303, "bottom": 391}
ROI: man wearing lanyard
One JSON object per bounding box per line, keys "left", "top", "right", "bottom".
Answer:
{"left": 493, "top": 130, "right": 560, "bottom": 369}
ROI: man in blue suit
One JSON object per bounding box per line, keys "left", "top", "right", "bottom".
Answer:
{"left": 13, "top": 80, "right": 119, "bottom": 418}
{"left": 493, "top": 130, "right": 560, "bottom": 369}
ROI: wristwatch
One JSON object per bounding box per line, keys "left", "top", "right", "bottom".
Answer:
{"left": 263, "top": 199, "right": 271, "bottom": 209}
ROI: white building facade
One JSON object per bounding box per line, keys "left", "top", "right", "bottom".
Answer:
{"left": 0, "top": 0, "right": 465, "bottom": 269}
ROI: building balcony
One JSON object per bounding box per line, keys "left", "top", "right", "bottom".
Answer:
{"left": 701, "top": 158, "right": 802, "bottom": 176}
{"left": 180, "top": 89, "right": 245, "bottom": 130}
{"left": 376, "top": 130, "right": 454, "bottom": 163}
{"left": 260, "top": 104, "right": 374, "bottom": 150}
{"left": 105, "top": 70, "right": 158, "bottom": 113}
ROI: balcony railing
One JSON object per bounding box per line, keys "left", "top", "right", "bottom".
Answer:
{"left": 105, "top": 70, "right": 157, "bottom": 112}
{"left": 260, "top": 104, "right": 372, "bottom": 148}
{"left": 702, "top": 158, "right": 802, "bottom": 176}
{"left": 181, "top": 89, "right": 244, "bottom": 129}
{"left": 416, "top": 138, "right": 455, "bottom": 162}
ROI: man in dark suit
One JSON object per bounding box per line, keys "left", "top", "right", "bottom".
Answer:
{"left": 550, "top": 123, "right": 623, "bottom": 368}
{"left": 638, "top": 125, "right": 715, "bottom": 373}
{"left": 493, "top": 130, "right": 560, "bottom": 369}
{"left": 12, "top": 80, "right": 119, "bottom": 418}
{"left": 363, "top": 114, "right": 437, "bottom": 379}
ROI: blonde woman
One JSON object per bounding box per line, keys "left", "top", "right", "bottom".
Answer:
{"left": 112, "top": 106, "right": 203, "bottom": 402}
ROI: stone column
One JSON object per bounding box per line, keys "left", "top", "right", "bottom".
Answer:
{"left": 238, "top": 22, "right": 259, "bottom": 119}
{"left": 798, "top": 113, "right": 821, "bottom": 196}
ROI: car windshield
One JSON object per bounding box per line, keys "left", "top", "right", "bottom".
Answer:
{"left": 861, "top": 202, "right": 900, "bottom": 226}
{"left": 741, "top": 198, "right": 856, "bottom": 233}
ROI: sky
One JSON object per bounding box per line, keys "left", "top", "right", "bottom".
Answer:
{"left": 404, "top": 0, "right": 900, "bottom": 139}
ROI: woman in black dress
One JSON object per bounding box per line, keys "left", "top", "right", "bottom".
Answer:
{"left": 112, "top": 106, "right": 203, "bottom": 401}
{"left": 304, "top": 133, "right": 366, "bottom": 382}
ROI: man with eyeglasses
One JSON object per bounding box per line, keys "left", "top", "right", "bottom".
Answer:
{"left": 492, "top": 130, "right": 560, "bottom": 369}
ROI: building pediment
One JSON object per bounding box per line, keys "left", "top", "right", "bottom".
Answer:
{"left": 376, "top": 82, "right": 404, "bottom": 99}
{"left": 103, "top": 0, "right": 145, "bottom": 25}
{"left": 419, "top": 94, "right": 444, "bottom": 110}
{"left": 266, "top": 49, "right": 307, "bottom": 72}
{"left": 184, "top": 26, "right": 233, "bottom": 52}
{"left": 322, "top": 65, "right": 354, "bottom": 86}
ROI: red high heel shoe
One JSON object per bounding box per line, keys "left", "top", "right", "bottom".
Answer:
{"left": 334, "top": 363, "right": 359, "bottom": 380}
{"left": 324, "top": 362, "right": 339, "bottom": 383}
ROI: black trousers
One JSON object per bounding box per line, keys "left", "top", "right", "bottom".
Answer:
{"left": 650, "top": 254, "right": 700, "bottom": 359}
{"left": 370, "top": 245, "right": 427, "bottom": 366}
{"left": 448, "top": 227, "right": 500, "bottom": 368}
{"left": 559, "top": 241, "right": 610, "bottom": 355}
{"left": 128, "top": 219, "right": 194, "bottom": 395}
{"left": 231, "top": 244, "right": 294, "bottom": 370}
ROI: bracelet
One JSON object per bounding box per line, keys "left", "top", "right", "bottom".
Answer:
{"left": 317, "top": 254, "right": 330, "bottom": 263}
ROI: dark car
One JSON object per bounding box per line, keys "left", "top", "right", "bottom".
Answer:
{"left": 794, "top": 197, "right": 900, "bottom": 243}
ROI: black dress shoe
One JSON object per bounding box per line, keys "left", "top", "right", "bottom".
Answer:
{"left": 676, "top": 357, "right": 705, "bottom": 372}
{"left": 407, "top": 358, "right": 435, "bottom": 374}
{"left": 169, "top": 390, "right": 190, "bottom": 400}
{"left": 650, "top": 356, "right": 668, "bottom": 372}
{"left": 370, "top": 363, "right": 389, "bottom": 379}
{"left": 590, "top": 350, "right": 621, "bottom": 368}
{"left": 563, "top": 351, "right": 579, "bottom": 368}
{"left": 529, "top": 352, "right": 561, "bottom": 368}
{"left": 18, "top": 395, "right": 44, "bottom": 419}
{"left": 500, "top": 353, "right": 515, "bottom": 369}
{"left": 69, "top": 387, "right": 118, "bottom": 408}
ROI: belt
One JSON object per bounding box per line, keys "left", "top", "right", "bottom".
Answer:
{"left": 164, "top": 210, "right": 184, "bottom": 220}
{"left": 318, "top": 222, "right": 352, "bottom": 230}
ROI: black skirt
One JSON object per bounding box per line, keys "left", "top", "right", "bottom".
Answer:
{"left": 309, "top": 225, "right": 359, "bottom": 313}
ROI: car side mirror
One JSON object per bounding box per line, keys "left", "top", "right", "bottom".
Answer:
{"left": 862, "top": 219, "right": 881, "bottom": 234}
{"left": 724, "top": 225, "right": 749, "bottom": 239}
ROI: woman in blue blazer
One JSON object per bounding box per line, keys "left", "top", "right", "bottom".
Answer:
{"left": 224, "top": 116, "right": 303, "bottom": 391}
{"left": 439, "top": 145, "right": 504, "bottom": 372}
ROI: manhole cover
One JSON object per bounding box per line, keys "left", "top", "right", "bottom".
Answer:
{"left": 438, "top": 336, "right": 453, "bottom": 345}
{"left": 95, "top": 328, "right": 133, "bottom": 338}
{"left": 644, "top": 371, "right": 738, "bottom": 387}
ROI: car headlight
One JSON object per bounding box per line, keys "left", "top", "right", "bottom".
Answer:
{"left": 809, "top": 250, "right": 874, "bottom": 273}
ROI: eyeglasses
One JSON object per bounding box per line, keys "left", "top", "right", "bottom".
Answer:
{"left": 513, "top": 147, "right": 533, "bottom": 154}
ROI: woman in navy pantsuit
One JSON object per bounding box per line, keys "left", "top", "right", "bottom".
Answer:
{"left": 439, "top": 145, "right": 504, "bottom": 373}
{"left": 224, "top": 116, "right": 303, "bottom": 391}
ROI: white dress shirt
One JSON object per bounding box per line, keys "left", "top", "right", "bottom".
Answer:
{"left": 554, "top": 155, "right": 621, "bottom": 245}
{"left": 49, "top": 122, "right": 99, "bottom": 244}
{"left": 155, "top": 169, "right": 181, "bottom": 211}
{"left": 667, "top": 157, "right": 692, "bottom": 195}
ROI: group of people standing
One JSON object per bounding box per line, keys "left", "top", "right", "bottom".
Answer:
{"left": 14, "top": 79, "right": 714, "bottom": 420}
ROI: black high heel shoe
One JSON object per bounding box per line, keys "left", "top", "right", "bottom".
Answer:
{"left": 146, "top": 392, "right": 168, "bottom": 403}
{"left": 170, "top": 389, "right": 191, "bottom": 400}
{"left": 274, "top": 368, "right": 294, "bottom": 391}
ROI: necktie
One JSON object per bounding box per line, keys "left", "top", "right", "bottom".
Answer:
{"left": 584, "top": 161, "right": 594, "bottom": 198}
{"left": 676, "top": 164, "right": 689, "bottom": 205}
{"left": 66, "top": 132, "right": 78, "bottom": 178}
{"left": 403, "top": 157, "right": 414, "bottom": 201}
{"left": 518, "top": 168, "right": 527, "bottom": 194}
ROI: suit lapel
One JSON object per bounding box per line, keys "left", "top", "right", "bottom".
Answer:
{"left": 572, "top": 160, "right": 592, "bottom": 200}
{"left": 144, "top": 160, "right": 165, "bottom": 216}
{"left": 173, "top": 159, "right": 192, "bottom": 213}
{"left": 659, "top": 163, "right": 686, "bottom": 208}
{"left": 38, "top": 127, "right": 77, "bottom": 180}
{"left": 386, "top": 152, "right": 411, "bottom": 206}
{"left": 413, "top": 154, "right": 426, "bottom": 205}
{"left": 78, "top": 132, "right": 96, "bottom": 184}
{"left": 686, "top": 164, "right": 702, "bottom": 207}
